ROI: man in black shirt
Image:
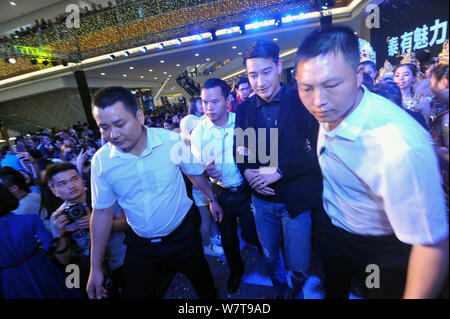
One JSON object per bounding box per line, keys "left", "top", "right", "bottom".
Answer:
{"left": 234, "top": 40, "right": 323, "bottom": 298}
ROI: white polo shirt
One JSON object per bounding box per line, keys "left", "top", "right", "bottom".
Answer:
{"left": 317, "top": 86, "right": 448, "bottom": 245}
{"left": 90, "top": 127, "right": 203, "bottom": 238}
{"left": 190, "top": 112, "right": 243, "bottom": 188}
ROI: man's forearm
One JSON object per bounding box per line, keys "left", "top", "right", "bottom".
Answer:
{"left": 188, "top": 174, "right": 215, "bottom": 201}
{"left": 403, "top": 236, "right": 449, "bottom": 298}
{"left": 90, "top": 208, "right": 113, "bottom": 269}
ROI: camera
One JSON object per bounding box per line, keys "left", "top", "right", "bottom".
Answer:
{"left": 62, "top": 202, "right": 86, "bottom": 226}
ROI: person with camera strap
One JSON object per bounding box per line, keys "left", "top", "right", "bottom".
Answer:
{"left": 45, "top": 162, "right": 127, "bottom": 298}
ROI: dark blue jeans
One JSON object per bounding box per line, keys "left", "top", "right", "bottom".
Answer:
{"left": 312, "top": 206, "right": 411, "bottom": 299}
{"left": 252, "top": 195, "right": 312, "bottom": 296}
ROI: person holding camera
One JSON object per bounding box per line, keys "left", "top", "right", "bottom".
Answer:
{"left": 45, "top": 162, "right": 127, "bottom": 298}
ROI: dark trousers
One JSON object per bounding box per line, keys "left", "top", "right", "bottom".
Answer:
{"left": 312, "top": 206, "right": 411, "bottom": 299}
{"left": 122, "top": 208, "right": 217, "bottom": 299}
{"left": 212, "top": 183, "right": 262, "bottom": 275}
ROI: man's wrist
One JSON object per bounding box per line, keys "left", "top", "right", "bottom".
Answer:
{"left": 208, "top": 194, "right": 218, "bottom": 204}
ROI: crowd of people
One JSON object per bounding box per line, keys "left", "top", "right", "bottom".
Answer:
{"left": 0, "top": 25, "right": 448, "bottom": 300}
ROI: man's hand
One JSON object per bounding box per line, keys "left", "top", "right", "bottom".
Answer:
{"left": 244, "top": 167, "right": 280, "bottom": 196}
{"left": 205, "top": 160, "right": 223, "bottom": 180}
{"left": 16, "top": 151, "right": 34, "bottom": 169}
{"left": 52, "top": 210, "right": 69, "bottom": 238}
{"left": 209, "top": 201, "right": 223, "bottom": 223}
{"left": 86, "top": 266, "right": 108, "bottom": 299}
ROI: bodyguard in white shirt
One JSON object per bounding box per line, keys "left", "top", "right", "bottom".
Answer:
{"left": 86, "top": 86, "right": 221, "bottom": 299}
{"left": 191, "top": 78, "right": 261, "bottom": 293}
{"left": 295, "top": 26, "right": 448, "bottom": 299}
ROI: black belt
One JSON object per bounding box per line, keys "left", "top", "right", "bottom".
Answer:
{"left": 213, "top": 183, "right": 245, "bottom": 193}
{"left": 132, "top": 210, "right": 192, "bottom": 245}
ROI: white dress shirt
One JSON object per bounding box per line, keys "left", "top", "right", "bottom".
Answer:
{"left": 317, "top": 86, "right": 448, "bottom": 245}
{"left": 90, "top": 127, "right": 203, "bottom": 238}
{"left": 190, "top": 111, "right": 243, "bottom": 188}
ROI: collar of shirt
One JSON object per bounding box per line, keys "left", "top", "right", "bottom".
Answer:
{"left": 322, "top": 85, "right": 370, "bottom": 141}
{"left": 205, "top": 111, "right": 235, "bottom": 130}
{"left": 108, "top": 126, "right": 162, "bottom": 159}
{"left": 256, "top": 83, "right": 284, "bottom": 109}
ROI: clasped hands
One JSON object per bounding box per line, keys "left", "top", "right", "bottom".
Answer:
{"left": 245, "top": 167, "right": 281, "bottom": 196}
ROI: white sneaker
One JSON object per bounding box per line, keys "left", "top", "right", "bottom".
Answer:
{"left": 203, "top": 243, "right": 224, "bottom": 256}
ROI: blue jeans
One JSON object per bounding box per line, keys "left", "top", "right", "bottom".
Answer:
{"left": 252, "top": 195, "right": 312, "bottom": 295}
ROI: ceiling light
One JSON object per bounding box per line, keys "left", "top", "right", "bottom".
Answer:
{"left": 100, "top": 72, "right": 106, "bottom": 76}
{"left": 206, "top": 58, "right": 210, "bottom": 61}
{"left": 232, "top": 46, "right": 237, "bottom": 49}
{"left": 129, "top": 66, "right": 134, "bottom": 69}
{"left": 168, "top": 75, "right": 172, "bottom": 77}
{"left": 140, "top": 75, "right": 144, "bottom": 79}
{"left": 10, "top": 2, "right": 16, "bottom": 6}
{"left": 154, "top": 77, "right": 157, "bottom": 79}
{"left": 195, "top": 53, "right": 199, "bottom": 56}
{"left": 122, "top": 74, "right": 127, "bottom": 77}
{"left": 238, "top": 52, "right": 242, "bottom": 55}
{"left": 5, "top": 58, "right": 16, "bottom": 64}
{"left": 163, "top": 71, "right": 167, "bottom": 74}
{"left": 149, "top": 69, "right": 153, "bottom": 72}
{"left": 273, "top": 38, "right": 278, "bottom": 41}
{"left": 160, "top": 60, "right": 165, "bottom": 63}
{"left": 176, "top": 64, "right": 180, "bottom": 67}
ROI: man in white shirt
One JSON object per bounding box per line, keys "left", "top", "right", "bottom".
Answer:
{"left": 86, "top": 86, "right": 221, "bottom": 299}
{"left": 191, "top": 78, "right": 261, "bottom": 293}
{"left": 295, "top": 25, "right": 449, "bottom": 298}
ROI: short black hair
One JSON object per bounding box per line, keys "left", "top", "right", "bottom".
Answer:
{"left": 295, "top": 25, "right": 360, "bottom": 71}
{"left": 202, "top": 78, "right": 230, "bottom": 100}
{"left": 236, "top": 77, "right": 250, "bottom": 89}
{"left": 44, "top": 162, "right": 79, "bottom": 187}
{"left": 0, "top": 167, "right": 30, "bottom": 193}
{"left": 92, "top": 86, "right": 139, "bottom": 116}
{"left": 372, "top": 80, "right": 403, "bottom": 107}
{"left": 0, "top": 183, "right": 19, "bottom": 216}
{"left": 243, "top": 39, "right": 280, "bottom": 67}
